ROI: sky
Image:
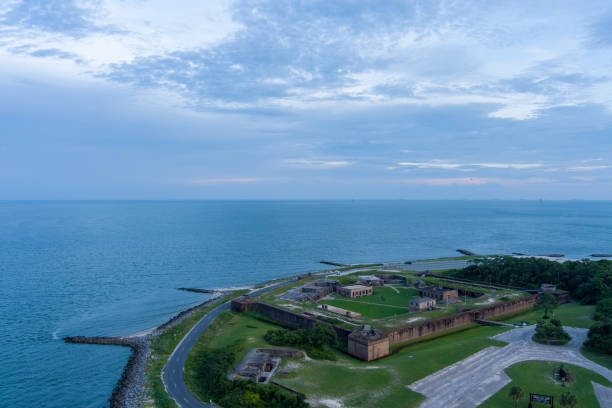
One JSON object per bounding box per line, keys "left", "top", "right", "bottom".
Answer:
{"left": 1, "top": 0, "right": 611, "bottom": 200}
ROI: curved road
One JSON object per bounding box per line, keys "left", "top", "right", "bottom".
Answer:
{"left": 162, "top": 280, "right": 297, "bottom": 408}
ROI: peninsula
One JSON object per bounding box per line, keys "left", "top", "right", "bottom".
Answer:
{"left": 64, "top": 254, "right": 612, "bottom": 408}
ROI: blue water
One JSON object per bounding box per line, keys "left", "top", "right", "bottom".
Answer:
{"left": 1, "top": 200, "right": 611, "bottom": 407}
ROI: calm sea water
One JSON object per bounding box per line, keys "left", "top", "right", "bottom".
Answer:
{"left": 1, "top": 200, "right": 611, "bottom": 407}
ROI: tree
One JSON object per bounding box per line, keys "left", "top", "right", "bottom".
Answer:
{"left": 585, "top": 320, "right": 612, "bottom": 354}
{"left": 594, "top": 298, "right": 612, "bottom": 321}
{"left": 560, "top": 391, "right": 577, "bottom": 408}
{"left": 508, "top": 386, "right": 524, "bottom": 408}
{"left": 535, "top": 293, "right": 559, "bottom": 318}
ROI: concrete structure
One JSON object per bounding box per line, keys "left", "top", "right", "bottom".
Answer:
{"left": 337, "top": 284, "right": 373, "bottom": 298}
{"left": 419, "top": 286, "right": 459, "bottom": 303}
{"left": 320, "top": 304, "right": 362, "bottom": 319}
{"left": 410, "top": 297, "right": 436, "bottom": 312}
{"left": 279, "top": 279, "right": 340, "bottom": 302}
{"left": 540, "top": 283, "right": 557, "bottom": 294}
{"left": 357, "top": 275, "right": 384, "bottom": 287}
{"left": 374, "top": 273, "right": 408, "bottom": 285}
{"left": 232, "top": 348, "right": 303, "bottom": 384}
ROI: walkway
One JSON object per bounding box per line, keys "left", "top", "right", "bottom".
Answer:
{"left": 408, "top": 326, "right": 612, "bottom": 408}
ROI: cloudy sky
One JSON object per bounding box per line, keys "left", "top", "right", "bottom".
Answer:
{"left": 1, "top": 0, "right": 611, "bottom": 199}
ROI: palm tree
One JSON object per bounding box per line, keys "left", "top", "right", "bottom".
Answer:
{"left": 560, "top": 392, "right": 577, "bottom": 408}
{"left": 508, "top": 386, "right": 524, "bottom": 408}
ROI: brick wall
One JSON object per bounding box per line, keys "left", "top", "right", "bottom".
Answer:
{"left": 387, "top": 294, "right": 538, "bottom": 346}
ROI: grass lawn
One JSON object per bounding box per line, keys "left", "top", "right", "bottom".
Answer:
{"left": 184, "top": 311, "right": 285, "bottom": 402}
{"left": 146, "top": 294, "right": 235, "bottom": 408}
{"left": 276, "top": 324, "right": 510, "bottom": 408}
{"left": 320, "top": 287, "right": 418, "bottom": 318}
{"left": 479, "top": 361, "right": 611, "bottom": 408}
{"left": 497, "top": 302, "right": 596, "bottom": 328}
{"left": 496, "top": 302, "right": 612, "bottom": 370}
{"left": 582, "top": 348, "right": 612, "bottom": 371}
{"left": 185, "top": 303, "right": 511, "bottom": 408}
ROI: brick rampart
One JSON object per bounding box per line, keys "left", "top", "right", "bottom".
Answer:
{"left": 231, "top": 298, "right": 352, "bottom": 342}
{"left": 233, "top": 294, "right": 539, "bottom": 361}
{"left": 388, "top": 294, "right": 538, "bottom": 346}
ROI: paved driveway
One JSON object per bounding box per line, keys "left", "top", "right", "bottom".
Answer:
{"left": 408, "top": 326, "right": 612, "bottom": 408}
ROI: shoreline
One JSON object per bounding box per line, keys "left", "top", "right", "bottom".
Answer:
{"left": 63, "top": 293, "right": 224, "bottom": 408}
{"left": 62, "top": 253, "right": 608, "bottom": 407}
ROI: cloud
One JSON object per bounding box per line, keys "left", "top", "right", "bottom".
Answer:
{"left": 396, "top": 161, "right": 543, "bottom": 170}
{"left": 2, "top": 1, "right": 611, "bottom": 119}
{"left": 397, "top": 160, "right": 462, "bottom": 169}
{"left": 1, "top": 0, "right": 242, "bottom": 67}
{"left": 572, "top": 176, "right": 595, "bottom": 181}
{"left": 282, "top": 159, "right": 352, "bottom": 168}
{"left": 568, "top": 165, "right": 610, "bottom": 171}
{"left": 400, "top": 177, "right": 550, "bottom": 186}
{"left": 472, "top": 163, "right": 542, "bottom": 169}
{"left": 188, "top": 177, "right": 266, "bottom": 185}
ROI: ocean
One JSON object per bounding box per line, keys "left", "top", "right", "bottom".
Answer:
{"left": 1, "top": 200, "right": 611, "bottom": 407}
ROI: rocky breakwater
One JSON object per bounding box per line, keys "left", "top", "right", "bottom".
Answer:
{"left": 63, "top": 335, "right": 150, "bottom": 408}
{"left": 63, "top": 292, "right": 223, "bottom": 408}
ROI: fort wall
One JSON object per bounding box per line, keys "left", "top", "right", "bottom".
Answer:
{"left": 232, "top": 294, "right": 540, "bottom": 361}
{"left": 231, "top": 298, "right": 353, "bottom": 342}
{"left": 387, "top": 294, "right": 538, "bottom": 346}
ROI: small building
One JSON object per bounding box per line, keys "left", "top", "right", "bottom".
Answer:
{"left": 358, "top": 275, "right": 384, "bottom": 287}
{"left": 409, "top": 297, "right": 436, "bottom": 312}
{"left": 320, "top": 304, "right": 362, "bottom": 319}
{"left": 338, "top": 284, "right": 373, "bottom": 298}
{"left": 419, "top": 286, "right": 459, "bottom": 303}
{"left": 540, "top": 284, "right": 557, "bottom": 294}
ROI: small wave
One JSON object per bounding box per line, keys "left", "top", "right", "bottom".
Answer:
{"left": 214, "top": 285, "right": 253, "bottom": 291}
{"left": 52, "top": 328, "right": 61, "bottom": 340}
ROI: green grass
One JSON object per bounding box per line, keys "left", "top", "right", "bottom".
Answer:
{"left": 146, "top": 295, "right": 230, "bottom": 408}
{"left": 276, "top": 324, "right": 510, "bottom": 408}
{"left": 582, "top": 348, "right": 612, "bottom": 371}
{"left": 498, "top": 302, "right": 595, "bottom": 329}
{"left": 184, "top": 311, "right": 285, "bottom": 402}
{"left": 495, "top": 302, "right": 612, "bottom": 370}
{"left": 188, "top": 297, "right": 517, "bottom": 408}
{"left": 320, "top": 287, "right": 418, "bottom": 318}
{"left": 479, "top": 361, "right": 611, "bottom": 408}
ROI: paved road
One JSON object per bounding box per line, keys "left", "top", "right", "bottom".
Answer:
{"left": 162, "top": 280, "right": 296, "bottom": 408}
{"left": 384, "top": 259, "right": 473, "bottom": 272}
{"left": 408, "top": 326, "right": 612, "bottom": 408}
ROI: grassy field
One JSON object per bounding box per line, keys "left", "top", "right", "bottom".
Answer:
{"left": 582, "top": 348, "right": 612, "bottom": 370}
{"left": 479, "top": 361, "right": 611, "bottom": 408}
{"left": 495, "top": 302, "right": 612, "bottom": 370}
{"left": 276, "top": 324, "right": 510, "bottom": 408}
{"left": 146, "top": 294, "right": 236, "bottom": 408}
{"left": 182, "top": 304, "right": 511, "bottom": 408}
{"left": 498, "top": 302, "right": 596, "bottom": 329}
{"left": 320, "top": 286, "right": 420, "bottom": 319}
{"left": 183, "top": 311, "right": 285, "bottom": 402}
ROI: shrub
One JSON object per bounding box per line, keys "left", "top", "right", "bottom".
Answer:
{"left": 191, "top": 341, "right": 308, "bottom": 408}
{"left": 533, "top": 319, "right": 571, "bottom": 345}
{"left": 264, "top": 324, "right": 338, "bottom": 360}
{"left": 594, "top": 298, "right": 612, "bottom": 321}
{"left": 585, "top": 320, "right": 612, "bottom": 354}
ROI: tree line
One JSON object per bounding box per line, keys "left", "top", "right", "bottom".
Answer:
{"left": 456, "top": 256, "right": 611, "bottom": 354}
